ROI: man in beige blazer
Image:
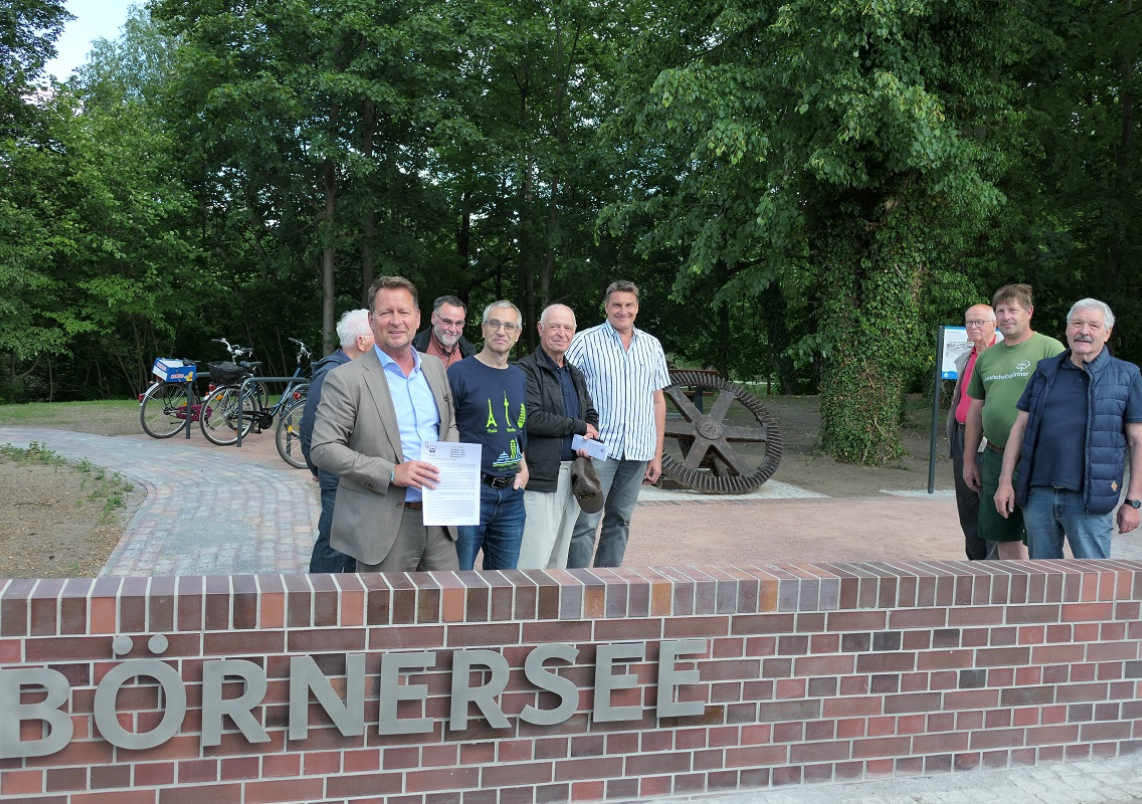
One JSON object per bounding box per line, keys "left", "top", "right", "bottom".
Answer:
{"left": 311, "top": 276, "right": 460, "bottom": 571}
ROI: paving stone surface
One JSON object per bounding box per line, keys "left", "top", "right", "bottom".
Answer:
{"left": 698, "top": 755, "right": 1142, "bottom": 804}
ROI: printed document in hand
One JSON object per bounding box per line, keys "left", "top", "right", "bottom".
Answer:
{"left": 420, "top": 441, "right": 481, "bottom": 526}
{"left": 571, "top": 435, "right": 608, "bottom": 461}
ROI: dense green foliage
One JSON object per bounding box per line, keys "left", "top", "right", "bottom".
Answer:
{"left": 1, "top": 0, "right": 1138, "bottom": 464}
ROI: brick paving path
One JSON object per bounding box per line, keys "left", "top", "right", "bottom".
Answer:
{"left": 705, "top": 754, "right": 1142, "bottom": 804}
{"left": 4, "top": 425, "right": 1142, "bottom": 576}
{"left": 0, "top": 427, "right": 317, "bottom": 576}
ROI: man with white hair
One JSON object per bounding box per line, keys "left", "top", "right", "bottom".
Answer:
{"left": 517, "top": 303, "right": 599, "bottom": 570}
{"left": 300, "top": 309, "right": 375, "bottom": 572}
{"left": 995, "top": 299, "right": 1142, "bottom": 559}
{"left": 947, "top": 302, "right": 998, "bottom": 560}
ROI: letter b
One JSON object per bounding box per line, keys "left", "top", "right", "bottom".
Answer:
{"left": 0, "top": 668, "right": 73, "bottom": 759}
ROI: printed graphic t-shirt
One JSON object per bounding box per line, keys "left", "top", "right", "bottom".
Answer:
{"left": 447, "top": 357, "right": 528, "bottom": 477}
{"left": 966, "top": 332, "right": 1066, "bottom": 448}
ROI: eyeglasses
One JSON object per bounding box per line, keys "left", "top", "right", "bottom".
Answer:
{"left": 965, "top": 319, "right": 994, "bottom": 328}
{"left": 435, "top": 316, "right": 465, "bottom": 329}
{"left": 483, "top": 320, "right": 521, "bottom": 331}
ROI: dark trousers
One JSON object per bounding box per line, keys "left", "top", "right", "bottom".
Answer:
{"left": 310, "top": 486, "right": 356, "bottom": 573}
{"left": 952, "top": 424, "right": 998, "bottom": 560}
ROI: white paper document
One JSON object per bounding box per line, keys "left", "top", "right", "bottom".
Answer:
{"left": 419, "top": 441, "right": 481, "bottom": 526}
{"left": 571, "top": 435, "right": 608, "bottom": 461}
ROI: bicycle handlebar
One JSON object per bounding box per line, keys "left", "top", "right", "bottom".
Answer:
{"left": 288, "top": 337, "right": 312, "bottom": 363}
{"left": 211, "top": 337, "right": 253, "bottom": 359}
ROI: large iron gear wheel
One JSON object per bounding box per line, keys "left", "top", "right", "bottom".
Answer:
{"left": 662, "top": 370, "right": 783, "bottom": 494}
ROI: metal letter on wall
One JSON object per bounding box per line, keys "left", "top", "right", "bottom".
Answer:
{"left": 449, "top": 649, "right": 510, "bottom": 731}
{"left": 657, "top": 639, "right": 708, "bottom": 718}
{"left": 201, "top": 659, "right": 270, "bottom": 747}
{"left": 0, "top": 668, "right": 73, "bottom": 759}
{"left": 594, "top": 642, "right": 645, "bottom": 723}
{"left": 93, "top": 659, "right": 187, "bottom": 750}
{"left": 377, "top": 651, "right": 435, "bottom": 735}
{"left": 519, "top": 643, "right": 579, "bottom": 726}
{"left": 288, "top": 653, "right": 366, "bottom": 741}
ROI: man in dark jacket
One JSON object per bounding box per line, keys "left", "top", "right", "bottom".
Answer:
{"left": 995, "top": 299, "right": 1142, "bottom": 558}
{"left": 299, "top": 309, "right": 374, "bottom": 572}
{"left": 412, "top": 295, "right": 476, "bottom": 369}
{"left": 517, "top": 303, "right": 600, "bottom": 569}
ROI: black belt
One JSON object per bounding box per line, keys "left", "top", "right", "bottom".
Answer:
{"left": 482, "top": 473, "right": 515, "bottom": 489}
{"left": 404, "top": 501, "right": 423, "bottom": 510}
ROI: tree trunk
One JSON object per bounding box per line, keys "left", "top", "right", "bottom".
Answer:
{"left": 716, "top": 301, "right": 730, "bottom": 379}
{"left": 818, "top": 192, "right": 923, "bottom": 464}
{"left": 458, "top": 188, "right": 471, "bottom": 274}
{"left": 361, "top": 100, "right": 376, "bottom": 302}
{"left": 758, "top": 286, "right": 801, "bottom": 394}
{"left": 517, "top": 153, "right": 535, "bottom": 342}
{"left": 322, "top": 158, "right": 337, "bottom": 356}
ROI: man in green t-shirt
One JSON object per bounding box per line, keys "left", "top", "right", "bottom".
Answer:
{"left": 963, "top": 283, "right": 1065, "bottom": 558}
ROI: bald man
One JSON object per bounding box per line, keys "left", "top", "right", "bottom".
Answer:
{"left": 947, "top": 303, "right": 997, "bottom": 560}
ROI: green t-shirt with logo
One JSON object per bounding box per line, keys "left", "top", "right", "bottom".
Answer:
{"left": 966, "top": 332, "right": 1066, "bottom": 447}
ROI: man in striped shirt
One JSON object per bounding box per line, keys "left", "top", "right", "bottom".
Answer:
{"left": 565, "top": 280, "right": 670, "bottom": 567}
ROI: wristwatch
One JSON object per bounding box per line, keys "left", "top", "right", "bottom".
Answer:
{"left": 1126, "top": 499, "right": 1141, "bottom": 509}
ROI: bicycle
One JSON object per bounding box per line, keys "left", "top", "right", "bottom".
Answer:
{"left": 197, "top": 338, "right": 266, "bottom": 446}
{"left": 274, "top": 387, "right": 309, "bottom": 469}
{"left": 139, "top": 366, "right": 200, "bottom": 439}
{"left": 199, "top": 338, "right": 312, "bottom": 449}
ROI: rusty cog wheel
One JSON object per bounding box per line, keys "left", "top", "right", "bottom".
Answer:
{"left": 661, "top": 370, "right": 783, "bottom": 494}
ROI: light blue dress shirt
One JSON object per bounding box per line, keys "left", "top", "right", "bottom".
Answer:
{"left": 375, "top": 345, "right": 440, "bottom": 502}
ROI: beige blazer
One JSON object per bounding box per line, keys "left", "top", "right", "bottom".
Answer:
{"left": 310, "top": 349, "right": 458, "bottom": 565}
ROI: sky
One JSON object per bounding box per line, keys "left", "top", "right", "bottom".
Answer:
{"left": 45, "top": 0, "right": 137, "bottom": 81}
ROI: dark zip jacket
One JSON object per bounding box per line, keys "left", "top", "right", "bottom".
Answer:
{"left": 300, "top": 349, "right": 352, "bottom": 489}
{"left": 518, "top": 346, "right": 599, "bottom": 494}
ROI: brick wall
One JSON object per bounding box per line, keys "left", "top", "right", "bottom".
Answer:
{"left": 1, "top": 561, "right": 1141, "bottom": 803}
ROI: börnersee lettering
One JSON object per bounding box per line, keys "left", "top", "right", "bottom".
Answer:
{"left": 0, "top": 638, "right": 708, "bottom": 759}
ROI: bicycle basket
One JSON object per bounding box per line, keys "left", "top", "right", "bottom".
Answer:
{"left": 208, "top": 361, "right": 249, "bottom": 385}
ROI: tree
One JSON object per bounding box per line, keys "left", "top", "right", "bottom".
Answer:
{"left": 154, "top": 0, "right": 471, "bottom": 352}
{"left": 0, "top": 0, "right": 71, "bottom": 137}
{"left": 606, "top": 0, "right": 1040, "bottom": 463}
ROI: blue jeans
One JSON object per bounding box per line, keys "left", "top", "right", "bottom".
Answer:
{"left": 309, "top": 486, "right": 356, "bottom": 573}
{"left": 1023, "top": 486, "right": 1113, "bottom": 559}
{"left": 567, "top": 458, "right": 647, "bottom": 569}
{"left": 457, "top": 484, "right": 525, "bottom": 570}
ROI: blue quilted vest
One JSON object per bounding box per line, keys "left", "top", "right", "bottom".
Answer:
{"left": 1015, "top": 349, "right": 1141, "bottom": 515}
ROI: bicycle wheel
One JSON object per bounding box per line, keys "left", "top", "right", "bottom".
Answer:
{"left": 139, "top": 381, "right": 190, "bottom": 438}
{"left": 199, "top": 386, "right": 251, "bottom": 446}
{"left": 275, "top": 395, "right": 308, "bottom": 469}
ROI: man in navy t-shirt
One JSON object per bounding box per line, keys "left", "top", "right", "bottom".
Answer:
{"left": 447, "top": 300, "right": 530, "bottom": 570}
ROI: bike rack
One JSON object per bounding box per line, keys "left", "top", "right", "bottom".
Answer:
{"left": 182, "top": 370, "right": 211, "bottom": 441}
{"left": 235, "top": 376, "right": 310, "bottom": 448}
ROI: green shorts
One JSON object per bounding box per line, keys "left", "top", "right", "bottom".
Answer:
{"left": 978, "top": 447, "right": 1026, "bottom": 543}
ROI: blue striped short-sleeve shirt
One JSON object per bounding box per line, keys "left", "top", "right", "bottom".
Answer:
{"left": 565, "top": 321, "right": 670, "bottom": 461}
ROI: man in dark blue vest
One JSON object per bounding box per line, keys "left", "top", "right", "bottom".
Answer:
{"left": 995, "top": 299, "right": 1142, "bottom": 558}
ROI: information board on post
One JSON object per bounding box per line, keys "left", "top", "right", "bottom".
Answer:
{"left": 941, "top": 326, "right": 1003, "bottom": 380}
